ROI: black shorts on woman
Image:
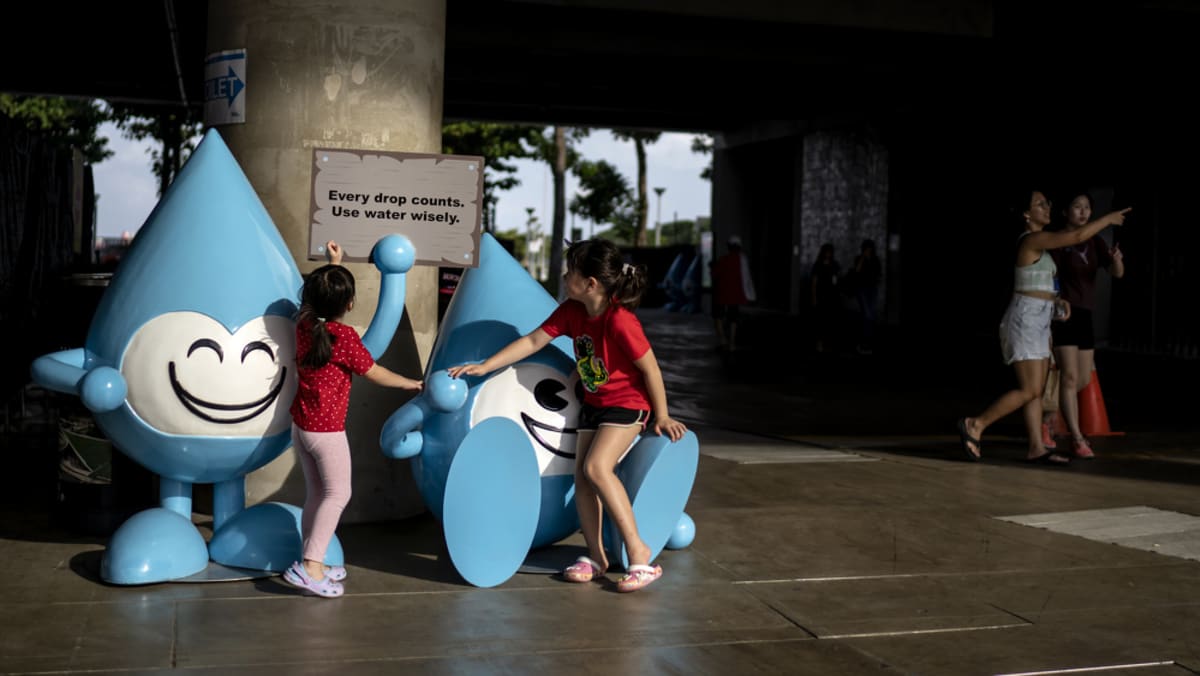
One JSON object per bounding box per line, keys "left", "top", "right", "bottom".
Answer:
{"left": 1051, "top": 306, "right": 1094, "bottom": 350}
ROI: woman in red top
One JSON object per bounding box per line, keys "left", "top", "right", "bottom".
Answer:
{"left": 283, "top": 240, "right": 423, "bottom": 598}
{"left": 448, "top": 238, "right": 687, "bottom": 592}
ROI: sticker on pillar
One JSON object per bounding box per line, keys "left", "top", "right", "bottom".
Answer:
{"left": 204, "top": 49, "right": 246, "bottom": 126}
{"left": 308, "top": 148, "right": 485, "bottom": 267}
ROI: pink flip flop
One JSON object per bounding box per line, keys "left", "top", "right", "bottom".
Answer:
{"left": 562, "top": 556, "right": 606, "bottom": 583}
{"left": 617, "top": 564, "right": 663, "bottom": 592}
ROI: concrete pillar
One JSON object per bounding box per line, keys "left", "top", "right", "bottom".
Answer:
{"left": 207, "top": 0, "right": 444, "bottom": 522}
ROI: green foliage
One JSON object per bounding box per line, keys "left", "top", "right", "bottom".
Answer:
{"left": 611, "top": 129, "right": 662, "bottom": 145}
{"left": 442, "top": 122, "right": 545, "bottom": 230}
{"left": 529, "top": 126, "right": 590, "bottom": 166}
{"left": 0, "top": 94, "right": 112, "bottom": 163}
{"left": 691, "top": 135, "right": 713, "bottom": 181}
{"left": 657, "top": 218, "right": 699, "bottom": 246}
{"left": 493, "top": 227, "right": 528, "bottom": 260}
{"left": 106, "top": 102, "right": 202, "bottom": 197}
{"left": 570, "top": 160, "right": 632, "bottom": 222}
{"left": 611, "top": 129, "right": 661, "bottom": 246}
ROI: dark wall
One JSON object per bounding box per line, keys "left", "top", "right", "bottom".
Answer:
{"left": 885, "top": 96, "right": 1200, "bottom": 359}
{"left": 0, "top": 118, "right": 93, "bottom": 400}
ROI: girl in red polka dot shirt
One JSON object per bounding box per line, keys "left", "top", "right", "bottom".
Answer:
{"left": 283, "top": 241, "right": 423, "bottom": 598}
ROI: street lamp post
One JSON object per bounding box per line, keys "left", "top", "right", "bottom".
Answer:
{"left": 653, "top": 186, "right": 665, "bottom": 246}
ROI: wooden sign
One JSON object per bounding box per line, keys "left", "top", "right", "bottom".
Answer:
{"left": 308, "top": 148, "right": 485, "bottom": 266}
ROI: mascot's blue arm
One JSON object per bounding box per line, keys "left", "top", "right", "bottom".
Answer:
{"left": 361, "top": 234, "right": 415, "bottom": 359}
{"left": 30, "top": 349, "right": 127, "bottom": 412}
{"left": 379, "top": 370, "right": 469, "bottom": 459}
{"left": 380, "top": 398, "right": 431, "bottom": 459}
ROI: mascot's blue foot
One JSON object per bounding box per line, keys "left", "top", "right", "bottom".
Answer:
{"left": 443, "top": 418, "right": 541, "bottom": 588}
{"left": 209, "top": 502, "right": 343, "bottom": 572}
{"left": 604, "top": 430, "right": 700, "bottom": 569}
{"left": 101, "top": 508, "right": 209, "bottom": 585}
{"left": 666, "top": 512, "right": 696, "bottom": 550}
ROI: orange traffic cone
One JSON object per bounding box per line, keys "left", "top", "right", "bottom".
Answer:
{"left": 1078, "top": 367, "right": 1124, "bottom": 437}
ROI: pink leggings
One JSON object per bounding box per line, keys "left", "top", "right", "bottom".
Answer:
{"left": 291, "top": 425, "right": 352, "bottom": 563}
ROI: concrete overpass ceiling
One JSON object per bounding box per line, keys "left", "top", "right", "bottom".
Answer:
{"left": 0, "top": 1, "right": 209, "bottom": 107}
{"left": 0, "top": 1, "right": 1196, "bottom": 132}
{"left": 443, "top": 0, "right": 995, "bottom": 131}
{"left": 506, "top": 0, "right": 996, "bottom": 37}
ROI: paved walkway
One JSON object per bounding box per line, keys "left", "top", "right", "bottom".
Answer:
{"left": 2, "top": 308, "right": 1199, "bottom": 674}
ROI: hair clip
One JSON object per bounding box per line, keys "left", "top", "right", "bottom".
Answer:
{"left": 622, "top": 263, "right": 633, "bottom": 275}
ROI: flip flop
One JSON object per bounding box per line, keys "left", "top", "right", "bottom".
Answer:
{"left": 562, "top": 556, "right": 606, "bottom": 583}
{"left": 956, "top": 418, "right": 981, "bottom": 462}
{"left": 1025, "top": 452, "right": 1070, "bottom": 466}
{"left": 616, "top": 564, "right": 663, "bottom": 593}
{"left": 1071, "top": 438, "right": 1095, "bottom": 459}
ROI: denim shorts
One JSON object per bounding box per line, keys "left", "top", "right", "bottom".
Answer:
{"left": 578, "top": 404, "right": 650, "bottom": 431}
{"left": 999, "top": 294, "right": 1053, "bottom": 364}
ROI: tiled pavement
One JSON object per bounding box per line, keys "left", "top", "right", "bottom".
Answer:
{"left": 3, "top": 308, "right": 1199, "bottom": 675}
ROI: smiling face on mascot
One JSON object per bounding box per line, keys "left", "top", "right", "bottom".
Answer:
{"left": 84, "top": 131, "right": 301, "bottom": 485}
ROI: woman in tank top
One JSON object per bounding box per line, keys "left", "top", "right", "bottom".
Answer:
{"left": 955, "top": 189, "right": 1129, "bottom": 464}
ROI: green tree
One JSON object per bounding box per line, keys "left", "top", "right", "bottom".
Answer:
{"left": 106, "top": 102, "right": 202, "bottom": 197}
{"left": 691, "top": 135, "right": 714, "bottom": 181}
{"left": 611, "top": 130, "right": 661, "bottom": 246}
{"left": 442, "top": 122, "right": 544, "bottom": 231}
{"left": 658, "top": 218, "right": 696, "bottom": 246}
{"left": 570, "top": 159, "right": 635, "bottom": 243}
{"left": 0, "top": 94, "right": 112, "bottom": 163}
{"left": 530, "top": 126, "right": 590, "bottom": 296}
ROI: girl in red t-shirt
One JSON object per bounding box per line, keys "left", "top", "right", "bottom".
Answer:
{"left": 283, "top": 240, "right": 423, "bottom": 598}
{"left": 448, "top": 238, "right": 687, "bottom": 593}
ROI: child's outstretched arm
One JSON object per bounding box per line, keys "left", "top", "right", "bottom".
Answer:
{"left": 447, "top": 329, "right": 553, "bottom": 379}
{"left": 364, "top": 364, "right": 423, "bottom": 391}
{"left": 634, "top": 348, "right": 687, "bottom": 441}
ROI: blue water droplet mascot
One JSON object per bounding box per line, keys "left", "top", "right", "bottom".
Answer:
{"left": 31, "top": 129, "right": 414, "bottom": 584}
{"left": 380, "top": 234, "right": 698, "bottom": 587}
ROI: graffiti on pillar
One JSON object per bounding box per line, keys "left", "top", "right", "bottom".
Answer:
{"left": 309, "top": 148, "right": 485, "bottom": 266}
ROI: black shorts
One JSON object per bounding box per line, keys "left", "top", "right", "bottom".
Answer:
{"left": 1051, "top": 305, "right": 1095, "bottom": 350}
{"left": 712, "top": 303, "right": 741, "bottom": 321}
{"left": 578, "top": 404, "right": 650, "bottom": 431}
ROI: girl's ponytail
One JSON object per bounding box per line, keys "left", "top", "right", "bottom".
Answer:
{"left": 611, "top": 262, "right": 647, "bottom": 310}
{"left": 297, "top": 305, "right": 334, "bottom": 369}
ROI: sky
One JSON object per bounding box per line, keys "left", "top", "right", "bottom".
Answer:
{"left": 91, "top": 123, "right": 713, "bottom": 240}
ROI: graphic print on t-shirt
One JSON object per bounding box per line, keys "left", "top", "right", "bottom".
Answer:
{"left": 574, "top": 335, "right": 609, "bottom": 393}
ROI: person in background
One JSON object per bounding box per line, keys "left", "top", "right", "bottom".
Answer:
{"left": 852, "top": 238, "right": 882, "bottom": 354}
{"left": 710, "top": 234, "right": 756, "bottom": 352}
{"left": 956, "top": 190, "right": 1128, "bottom": 464}
{"left": 1045, "top": 189, "right": 1126, "bottom": 458}
{"left": 810, "top": 243, "right": 841, "bottom": 353}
